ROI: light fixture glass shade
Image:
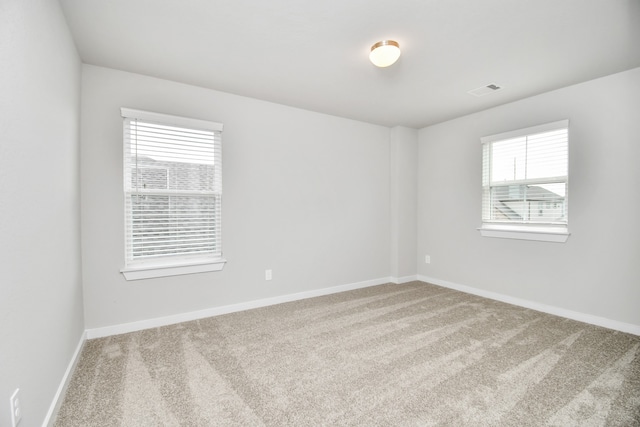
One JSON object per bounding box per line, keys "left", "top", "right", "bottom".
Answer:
{"left": 369, "top": 40, "right": 401, "bottom": 67}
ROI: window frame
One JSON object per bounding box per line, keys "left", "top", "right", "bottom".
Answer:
{"left": 120, "top": 108, "right": 226, "bottom": 280}
{"left": 478, "top": 120, "right": 570, "bottom": 243}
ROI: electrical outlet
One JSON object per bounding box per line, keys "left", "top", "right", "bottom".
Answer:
{"left": 425, "top": 255, "right": 431, "bottom": 264}
{"left": 265, "top": 269, "right": 272, "bottom": 280}
{"left": 10, "top": 389, "right": 22, "bottom": 427}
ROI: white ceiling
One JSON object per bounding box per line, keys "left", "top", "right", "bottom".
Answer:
{"left": 59, "top": 0, "right": 640, "bottom": 128}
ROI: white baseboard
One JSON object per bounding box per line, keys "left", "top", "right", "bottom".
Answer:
{"left": 43, "top": 331, "right": 87, "bottom": 427}
{"left": 86, "top": 277, "right": 394, "bottom": 339}
{"left": 390, "top": 275, "right": 419, "bottom": 284}
{"left": 418, "top": 274, "right": 640, "bottom": 336}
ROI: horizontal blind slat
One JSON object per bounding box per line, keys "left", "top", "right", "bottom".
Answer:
{"left": 482, "top": 123, "right": 568, "bottom": 226}
{"left": 123, "top": 113, "right": 223, "bottom": 263}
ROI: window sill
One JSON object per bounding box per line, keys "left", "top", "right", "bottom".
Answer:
{"left": 478, "top": 225, "right": 570, "bottom": 243}
{"left": 121, "top": 258, "right": 227, "bottom": 281}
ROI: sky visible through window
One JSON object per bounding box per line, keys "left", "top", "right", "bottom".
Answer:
{"left": 491, "top": 129, "right": 568, "bottom": 197}
{"left": 131, "top": 121, "right": 215, "bottom": 165}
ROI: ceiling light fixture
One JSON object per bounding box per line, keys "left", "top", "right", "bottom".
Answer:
{"left": 369, "top": 40, "right": 401, "bottom": 67}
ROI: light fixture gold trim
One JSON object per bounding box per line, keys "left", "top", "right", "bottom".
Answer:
{"left": 369, "top": 40, "right": 401, "bottom": 67}
{"left": 371, "top": 40, "right": 399, "bottom": 51}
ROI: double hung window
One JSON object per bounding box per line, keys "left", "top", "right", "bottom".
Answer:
{"left": 480, "top": 120, "right": 569, "bottom": 242}
{"left": 121, "top": 108, "right": 225, "bottom": 279}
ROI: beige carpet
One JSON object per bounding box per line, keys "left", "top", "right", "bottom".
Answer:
{"left": 55, "top": 282, "right": 640, "bottom": 426}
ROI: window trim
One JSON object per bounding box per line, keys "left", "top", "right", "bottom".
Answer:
{"left": 478, "top": 120, "right": 570, "bottom": 243}
{"left": 477, "top": 225, "right": 570, "bottom": 243}
{"left": 120, "top": 108, "right": 225, "bottom": 280}
{"left": 120, "top": 258, "right": 227, "bottom": 281}
{"left": 121, "top": 108, "right": 223, "bottom": 133}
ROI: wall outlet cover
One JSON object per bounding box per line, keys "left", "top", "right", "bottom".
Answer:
{"left": 10, "top": 388, "right": 22, "bottom": 427}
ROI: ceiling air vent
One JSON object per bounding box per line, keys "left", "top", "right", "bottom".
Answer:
{"left": 468, "top": 83, "right": 502, "bottom": 97}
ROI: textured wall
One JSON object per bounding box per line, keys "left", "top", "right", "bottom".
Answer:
{"left": 390, "top": 126, "right": 418, "bottom": 280}
{"left": 0, "top": 0, "right": 84, "bottom": 425}
{"left": 80, "top": 65, "right": 391, "bottom": 329}
{"left": 418, "top": 67, "right": 640, "bottom": 327}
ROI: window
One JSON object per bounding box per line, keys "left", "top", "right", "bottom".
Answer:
{"left": 479, "top": 120, "right": 569, "bottom": 242}
{"left": 120, "top": 108, "right": 225, "bottom": 280}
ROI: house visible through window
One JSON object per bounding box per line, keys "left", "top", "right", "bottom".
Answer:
{"left": 120, "top": 108, "right": 225, "bottom": 280}
{"left": 479, "top": 120, "right": 569, "bottom": 242}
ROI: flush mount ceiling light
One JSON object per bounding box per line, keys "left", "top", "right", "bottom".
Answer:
{"left": 369, "top": 40, "right": 401, "bottom": 67}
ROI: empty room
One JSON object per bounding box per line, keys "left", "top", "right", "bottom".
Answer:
{"left": 1, "top": 0, "right": 639, "bottom": 426}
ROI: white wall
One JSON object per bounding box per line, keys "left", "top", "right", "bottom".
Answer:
{"left": 0, "top": 1, "right": 84, "bottom": 426}
{"left": 390, "top": 126, "right": 418, "bottom": 281}
{"left": 418, "top": 67, "right": 640, "bottom": 328}
{"left": 80, "top": 65, "right": 391, "bottom": 329}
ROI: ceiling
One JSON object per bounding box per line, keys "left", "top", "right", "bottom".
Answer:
{"left": 59, "top": 0, "right": 640, "bottom": 129}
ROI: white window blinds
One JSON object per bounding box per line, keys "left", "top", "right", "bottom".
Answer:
{"left": 481, "top": 120, "right": 568, "bottom": 228}
{"left": 121, "top": 108, "right": 223, "bottom": 266}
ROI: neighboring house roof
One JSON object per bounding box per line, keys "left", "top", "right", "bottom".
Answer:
{"left": 493, "top": 185, "right": 563, "bottom": 202}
